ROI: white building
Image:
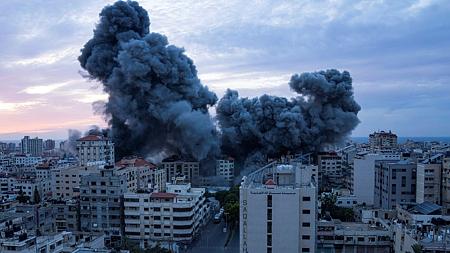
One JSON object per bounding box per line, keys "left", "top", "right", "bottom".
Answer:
{"left": 123, "top": 182, "right": 209, "bottom": 248}
{"left": 20, "top": 136, "right": 43, "bottom": 157}
{"left": 0, "top": 231, "right": 72, "bottom": 253}
{"left": 317, "top": 152, "right": 342, "bottom": 189}
{"left": 216, "top": 158, "right": 234, "bottom": 184}
{"left": 76, "top": 135, "right": 114, "bottom": 166}
{"left": 12, "top": 155, "right": 42, "bottom": 168}
{"left": 353, "top": 153, "right": 400, "bottom": 205}
{"left": 240, "top": 162, "right": 317, "bottom": 253}
{"left": 15, "top": 178, "right": 52, "bottom": 201}
{"left": 115, "top": 157, "right": 166, "bottom": 192}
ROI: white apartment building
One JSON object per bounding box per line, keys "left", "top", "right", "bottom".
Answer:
{"left": 353, "top": 153, "right": 400, "bottom": 205}
{"left": 0, "top": 177, "right": 16, "bottom": 192}
{"left": 51, "top": 165, "right": 99, "bottom": 199}
{"left": 21, "top": 136, "right": 43, "bottom": 157}
{"left": 76, "top": 135, "right": 115, "bottom": 166}
{"left": 123, "top": 183, "right": 209, "bottom": 248}
{"left": 240, "top": 163, "right": 317, "bottom": 253}
{"left": 116, "top": 157, "right": 166, "bottom": 192}
{"left": 416, "top": 154, "right": 443, "bottom": 205}
{"left": 12, "top": 155, "right": 42, "bottom": 167}
{"left": 15, "top": 178, "right": 52, "bottom": 201}
{"left": 216, "top": 158, "right": 234, "bottom": 184}
{"left": 161, "top": 156, "right": 199, "bottom": 184}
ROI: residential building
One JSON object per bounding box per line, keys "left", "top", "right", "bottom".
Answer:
{"left": 416, "top": 154, "right": 443, "bottom": 205}
{"left": 16, "top": 204, "right": 56, "bottom": 235}
{"left": 44, "top": 139, "right": 56, "bottom": 151}
{"left": 123, "top": 182, "right": 209, "bottom": 248}
{"left": 51, "top": 165, "right": 98, "bottom": 200}
{"left": 369, "top": 130, "right": 397, "bottom": 150}
{"left": 12, "top": 154, "right": 42, "bottom": 168}
{"left": 15, "top": 177, "right": 52, "bottom": 201}
{"left": 115, "top": 157, "right": 166, "bottom": 192}
{"left": 52, "top": 199, "right": 80, "bottom": 232}
{"left": 79, "top": 168, "right": 127, "bottom": 246}
{"left": 76, "top": 135, "right": 115, "bottom": 166}
{"left": 240, "top": 162, "right": 317, "bottom": 253}
{"left": 374, "top": 160, "right": 417, "bottom": 209}
{"left": 441, "top": 153, "right": 450, "bottom": 214}
{"left": 20, "top": 136, "right": 43, "bottom": 157}
{"left": 353, "top": 153, "right": 400, "bottom": 205}
{"left": 0, "top": 231, "right": 73, "bottom": 253}
{"left": 317, "top": 152, "right": 342, "bottom": 189}
{"left": 216, "top": 158, "right": 234, "bottom": 184}
{"left": 161, "top": 156, "right": 199, "bottom": 184}
{"left": 317, "top": 220, "right": 392, "bottom": 253}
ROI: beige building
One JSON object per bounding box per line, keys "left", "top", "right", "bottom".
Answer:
{"left": 216, "top": 158, "right": 234, "bottom": 184}
{"left": 161, "top": 156, "right": 199, "bottom": 184}
{"left": 76, "top": 135, "right": 115, "bottom": 166}
{"left": 51, "top": 165, "right": 99, "bottom": 199}
{"left": 416, "top": 154, "right": 443, "bottom": 205}
{"left": 442, "top": 155, "right": 450, "bottom": 214}
{"left": 115, "top": 157, "right": 166, "bottom": 192}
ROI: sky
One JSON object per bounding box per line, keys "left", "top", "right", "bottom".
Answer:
{"left": 0, "top": 0, "right": 449, "bottom": 140}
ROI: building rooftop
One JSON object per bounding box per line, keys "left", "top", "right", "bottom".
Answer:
{"left": 77, "top": 135, "right": 107, "bottom": 142}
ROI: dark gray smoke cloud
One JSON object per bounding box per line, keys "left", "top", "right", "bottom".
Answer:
{"left": 217, "top": 69, "right": 361, "bottom": 168}
{"left": 79, "top": 1, "right": 218, "bottom": 161}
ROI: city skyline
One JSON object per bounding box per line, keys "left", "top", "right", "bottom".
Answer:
{"left": 1, "top": 0, "right": 450, "bottom": 139}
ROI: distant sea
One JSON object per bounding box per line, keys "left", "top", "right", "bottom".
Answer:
{"left": 351, "top": 137, "right": 450, "bottom": 144}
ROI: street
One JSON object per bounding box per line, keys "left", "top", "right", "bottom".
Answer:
{"left": 182, "top": 220, "right": 239, "bottom": 253}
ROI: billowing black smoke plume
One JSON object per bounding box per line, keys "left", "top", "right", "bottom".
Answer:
{"left": 79, "top": 1, "right": 218, "bottom": 161}
{"left": 217, "top": 69, "right": 361, "bottom": 169}
{"left": 79, "top": 1, "right": 360, "bottom": 173}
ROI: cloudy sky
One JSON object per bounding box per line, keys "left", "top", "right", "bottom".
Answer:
{"left": 0, "top": 0, "right": 449, "bottom": 140}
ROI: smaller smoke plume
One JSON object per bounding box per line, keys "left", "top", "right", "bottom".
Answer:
{"left": 61, "top": 129, "right": 81, "bottom": 155}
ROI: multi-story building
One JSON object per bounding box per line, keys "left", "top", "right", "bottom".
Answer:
{"left": 317, "top": 220, "right": 392, "bottom": 253}
{"left": 115, "top": 157, "right": 166, "bottom": 192}
{"left": 15, "top": 178, "right": 52, "bottom": 202}
{"left": 442, "top": 153, "right": 450, "bottom": 214}
{"left": 161, "top": 156, "right": 199, "bottom": 184}
{"left": 0, "top": 177, "right": 16, "bottom": 192}
{"left": 51, "top": 165, "right": 98, "bottom": 199}
{"left": 317, "top": 152, "right": 342, "bottom": 189}
{"left": 20, "top": 136, "right": 43, "bottom": 157}
{"left": 353, "top": 153, "right": 400, "bottom": 205}
{"left": 123, "top": 182, "right": 209, "bottom": 248}
{"left": 240, "top": 162, "right": 317, "bottom": 253}
{"left": 44, "top": 139, "right": 56, "bottom": 151}
{"left": 0, "top": 231, "right": 72, "bottom": 253}
{"left": 216, "top": 158, "right": 234, "bottom": 184}
{"left": 16, "top": 204, "right": 56, "bottom": 235}
{"left": 52, "top": 199, "right": 80, "bottom": 232}
{"left": 76, "top": 135, "right": 115, "bottom": 166}
{"left": 79, "top": 168, "right": 127, "bottom": 245}
{"left": 369, "top": 130, "right": 397, "bottom": 150}
{"left": 416, "top": 154, "right": 443, "bottom": 205}
{"left": 374, "top": 160, "right": 417, "bottom": 209}
{"left": 12, "top": 154, "right": 42, "bottom": 168}
{"left": 35, "top": 165, "right": 52, "bottom": 181}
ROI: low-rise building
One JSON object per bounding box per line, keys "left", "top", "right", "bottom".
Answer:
{"left": 123, "top": 182, "right": 209, "bottom": 248}
{"left": 51, "top": 165, "right": 98, "bottom": 200}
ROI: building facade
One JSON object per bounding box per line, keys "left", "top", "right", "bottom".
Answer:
{"left": 21, "top": 136, "right": 43, "bottom": 157}
{"left": 416, "top": 154, "right": 443, "bottom": 205}
{"left": 374, "top": 160, "right": 417, "bottom": 209}
{"left": 240, "top": 163, "right": 317, "bottom": 253}
{"left": 161, "top": 156, "right": 199, "bottom": 184}
{"left": 369, "top": 130, "right": 397, "bottom": 150}
{"left": 76, "top": 135, "right": 115, "bottom": 166}
{"left": 216, "top": 158, "right": 234, "bottom": 184}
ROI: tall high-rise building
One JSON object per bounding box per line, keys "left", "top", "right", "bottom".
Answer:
{"left": 21, "top": 136, "right": 43, "bottom": 156}
{"left": 374, "top": 160, "right": 416, "bottom": 209}
{"left": 369, "top": 130, "right": 398, "bottom": 149}
{"left": 77, "top": 135, "right": 115, "bottom": 166}
{"left": 240, "top": 162, "right": 317, "bottom": 253}
{"left": 317, "top": 152, "right": 342, "bottom": 190}
{"left": 216, "top": 158, "right": 235, "bottom": 184}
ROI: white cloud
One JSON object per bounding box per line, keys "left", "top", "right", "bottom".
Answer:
{"left": 20, "top": 80, "right": 76, "bottom": 95}
{"left": 0, "top": 100, "right": 43, "bottom": 112}
{"left": 4, "top": 47, "right": 78, "bottom": 67}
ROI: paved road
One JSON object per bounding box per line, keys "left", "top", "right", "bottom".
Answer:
{"left": 182, "top": 220, "right": 239, "bottom": 253}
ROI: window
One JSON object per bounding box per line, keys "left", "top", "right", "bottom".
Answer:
{"left": 302, "top": 222, "right": 310, "bottom": 227}
{"left": 267, "top": 209, "right": 272, "bottom": 220}
{"left": 267, "top": 234, "right": 272, "bottom": 246}
{"left": 267, "top": 195, "right": 272, "bottom": 207}
{"left": 302, "top": 196, "right": 311, "bottom": 201}
{"left": 302, "top": 248, "right": 310, "bottom": 252}
{"left": 302, "top": 235, "right": 310, "bottom": 240}
{"left": 302, "top": 209, "right": 310, "bottom": 214}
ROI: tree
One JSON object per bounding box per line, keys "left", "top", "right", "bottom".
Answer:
{"left": 412, "top": 243, "right": 423, "bottom": 253}
{"left": 33, "top": 187, "right": 41, "bottom": 204}
{"left": 17, "top": 189, "right": 30, "bottom": 203}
